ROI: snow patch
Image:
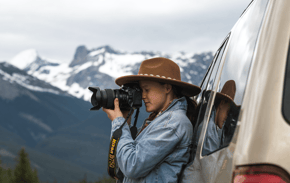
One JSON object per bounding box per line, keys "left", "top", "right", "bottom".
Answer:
{"left": 67, "top": 82, "right": 91, "bottom": 101}
{"left": 185, "top": 73, "right": 191, "bottom": 80}
{"left": 73, "top": 61, "right": 94, "bottom": 74}
{"left": 20, "top": 113, "right": 53, "bottom": 132}
{"left": 9, "top": 49, "right": 38, "bottom": 69}
{"left": 200, "top": 64, "right": 207, "bottom": 69}
{"left": 190, "top": 70, "right": 198, "bottom": 75}
{"left": 29, "top": 63, "right": 72, "bottom": 91}
{"left": 89, "top": 48, "right": 105, "bottom": 57}
{"left": 0, "top": 148, "right": 42, "bottom": 170}
{"left": 205, "top": 55, "right": 211, "bottom": 60}
{"left": 99, "top": 53, "right": 145, "bottom": 78}
{"left": 188, "top": 58, "right": 197, "bottom": 63}
{"left": 0, "top": 149, "right": 16, "bottom": 158}
{"left": 0, "top": 69, "right": 60, "bottom": 95}
{"left": 29, "top": 131, "right": 47, "bottom": 141}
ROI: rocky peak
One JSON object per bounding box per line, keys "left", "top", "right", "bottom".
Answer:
{"left": 99, "top": 45, "right": 119, "bottom": 54}
{"left": 69, "top": 45, "right": 89, "bottom": 67}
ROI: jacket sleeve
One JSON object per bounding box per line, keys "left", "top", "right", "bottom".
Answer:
{"left": 111, "top": 117, "right": 180, "bottom": 179}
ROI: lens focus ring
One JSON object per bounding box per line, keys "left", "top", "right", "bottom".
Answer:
{"left": 105, "top": 89, "right": 114, "bottom": 109}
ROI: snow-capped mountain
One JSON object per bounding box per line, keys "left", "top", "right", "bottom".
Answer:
{"left": 0, "top": 61, "right": 66, "bottom": 100}
{"left": 9, "top": 49, "right": 39, "bottom": 69}
{"left": 9, "top": 46, "right": 213, "bottom": 102}
{"left": 0, "top": 62, "right": 89, "bottom": 144}
{"left": 0, "top": 62, "right": 106, "bottom": 181}
{"left": 1, "top": 46, "right": 213, "bottom": 182}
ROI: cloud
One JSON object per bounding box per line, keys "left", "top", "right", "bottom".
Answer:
{"left": 0, "top": 0, "right": 252, "bottom": 63}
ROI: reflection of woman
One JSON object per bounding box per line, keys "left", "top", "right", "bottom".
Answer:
{"left": 196, "top": 80, "right": 236, "bottom": 155}
{"left": 103, "top": 57, "right": 201, "bottom": 182}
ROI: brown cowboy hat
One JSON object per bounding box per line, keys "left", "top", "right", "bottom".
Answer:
{"left": 115, "top": 57, "right": 201, "bottom": 97}
{"left": 215, "top": 80, "right": 237, "bottom": 104}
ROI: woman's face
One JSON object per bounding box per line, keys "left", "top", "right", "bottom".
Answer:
{"left": 139, "top": 80, "right": 169, "bottom": 113}
{"left": 215, "top": 100, "right": 231, "bottom": 128}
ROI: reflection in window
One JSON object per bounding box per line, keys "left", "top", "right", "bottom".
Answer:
{"left": 192, "top": 35, "right": 230, "bottom": 160}
{"left": 201, "top": 80, "right": 240, "bottom": 155}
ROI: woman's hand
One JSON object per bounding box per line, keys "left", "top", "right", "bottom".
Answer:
{"left": 102, "top": 98, "right": 123, "bottom": 121}
{"left": 102, "top": 98, "right": 132, "bottom": 124}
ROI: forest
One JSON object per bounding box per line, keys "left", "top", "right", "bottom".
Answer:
{"left": 0, "top": 147, "right": 115, "bottom": 183}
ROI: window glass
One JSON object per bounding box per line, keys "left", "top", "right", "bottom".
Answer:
{"left": 201, "top": 80, "right": 241, "bottom": 156}
{"left": 201, "top": 0, "right": 268, "bottom": 155}
{"left": 282, "top": 41, "right": 290, "bottom": 124}
{"left": 192, "top": 35, "right": 230, "bottom": 160}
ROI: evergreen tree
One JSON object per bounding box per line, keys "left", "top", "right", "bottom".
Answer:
{"left": 32, "top": 168, "right": 40, "bottom": 183}
{"left": 79, "top": 173, "right": 87, "bottom": 183}
{"left": 13, "top": 147, "right": 34, "bottom": 183}
{"left": 95, "top": 174, "right": 115, "bottom": 183}
{"left": 0, "top": 157, "right": 3, "bottom": 183}
{"left": 0, "top": 157, "right": 13, "bottom": 183}
{"left": 7, "top": 168, "right": 13, "bottom": 183}
{"left": 1, "top": 168, "right": 13, "bottom": 183}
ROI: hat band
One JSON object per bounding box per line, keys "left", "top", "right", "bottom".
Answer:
{"left": 138, "top": 73, "right": 177, "bottom": 80}
{"left": 218, "top": 93, "right": 234, "bottom": 101}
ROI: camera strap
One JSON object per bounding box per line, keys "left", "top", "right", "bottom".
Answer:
{"left": 130, "top": 108, "right": 139, "bottom": 140}
{"left": 108, "top": 108, "right": 134, "bottom": 179}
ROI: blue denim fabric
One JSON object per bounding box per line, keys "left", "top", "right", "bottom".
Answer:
{"left": 111, "top": 97, "right": 193, "bottom": 183}
{"left": 195, "top": 107, "right": 224, "bottom": 156}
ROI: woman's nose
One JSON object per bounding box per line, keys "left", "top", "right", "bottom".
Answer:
{"left": 142, "top": 92, "right": 146, "bottom": 99}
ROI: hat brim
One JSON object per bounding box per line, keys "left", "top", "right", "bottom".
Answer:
{"left": 215, "top": 92, "right": 240, "bottom": 107}
{"left": 204, "top": 90, "right": 238, "bottom": 106}
{"left": 115, "top": 75, "right": 201, "bottom": 97}
{"left": 215, "top": 92, "right": 234, "bottom": 102}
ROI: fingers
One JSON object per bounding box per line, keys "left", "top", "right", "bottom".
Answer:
{"left": 102, "top": 107, "right": 111, "bottom": 118}
{"left": 102, "top": 98, "right": 123, "bottom": 121}
{"left": 114, "top": 98, "right": 120, "bottom": 111}
{"left": 102, "top": 107, "right": 109, "bottom": 113}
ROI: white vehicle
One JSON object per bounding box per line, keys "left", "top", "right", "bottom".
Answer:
{"left": 182, "top": 0, "right": 290, "bottom": 182}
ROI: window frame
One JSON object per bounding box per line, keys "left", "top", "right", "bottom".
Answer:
{"left": 193, "top": 34, "right": 231, "bottom": 160}
{"left": 282, "top": 40, "right": 290, "bottom": 125}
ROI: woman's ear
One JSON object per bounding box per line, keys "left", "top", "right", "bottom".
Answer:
{"left": 164, "top": 84, "right": 173, "bottom": 94}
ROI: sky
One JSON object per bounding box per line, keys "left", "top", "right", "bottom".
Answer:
{"left": 0, "top": 0, "right": 252, "bottom": 63}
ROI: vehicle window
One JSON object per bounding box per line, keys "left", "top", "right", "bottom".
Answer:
{"left": 201, "top": 79, "right": 241, "bottom": 156}
{"left": 282, "top": 40, "right": 290, "bottom": 124}
{"left": 201, "top": 1, "right": 267, "bottom": 154}
{"left": 192, "top": 35, "right": 230, "bottom": 160}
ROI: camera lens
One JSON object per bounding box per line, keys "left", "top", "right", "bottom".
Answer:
{"left": 105, "top": 89, "right": 115, "bottom": 109}
{"left": 115, "top": 90, "right": 128, "bottom": 106}
{"left": 89, "top": 87, "right": 127, "bottom": 110}
{"left": 88, "top": 84, "right": 141, "bottom": 111}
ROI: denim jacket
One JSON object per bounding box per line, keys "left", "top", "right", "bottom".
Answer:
{"left": 111, "top": 97, "right": 193, "bottom": 183}
{"left": 196, "top": 107, "right": 224, "bottom": 156}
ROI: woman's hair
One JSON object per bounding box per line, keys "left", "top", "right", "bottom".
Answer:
{"left": 160, "top": 82, "right": 198, "bottom": 127}
{"left": 172, "top": 85, "right": 197, "bottom": 126}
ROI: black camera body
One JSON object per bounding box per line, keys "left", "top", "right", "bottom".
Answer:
{"left": 88, "top": 83, "right": 142, "bottom": 111}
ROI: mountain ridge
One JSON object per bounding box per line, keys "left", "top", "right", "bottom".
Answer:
{"left": 9, "top": 45, "right": 213, "bottom": 102}
{"left": 1, "top": 45, "right": 213, "bottom": 182}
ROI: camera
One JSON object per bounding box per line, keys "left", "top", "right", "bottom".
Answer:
{"left": 88, "top": 83, "right": 142, "bottom": 110}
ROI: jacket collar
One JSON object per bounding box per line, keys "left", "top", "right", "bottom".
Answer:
{"left": 137, "top": 97, "right": 188, "bottom": 137}
{"left": 162, "top": 96, "right": 187, "bottom": 113}
{"left": 147, "top": 96, "right": 187, "bottom": 121}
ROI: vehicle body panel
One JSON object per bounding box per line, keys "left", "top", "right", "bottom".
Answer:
{"left": 234, "top": 0, "right": 290, "bottom": 171}
{"left": 183, "top": 0, "right": 290, "bottom": 182}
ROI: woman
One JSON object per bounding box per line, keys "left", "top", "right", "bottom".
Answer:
{"left": 103, "top": 57, "right": 201, "bottom": 182}
{"left": 196, "top": 80, "right": 237, "bottom": 156}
